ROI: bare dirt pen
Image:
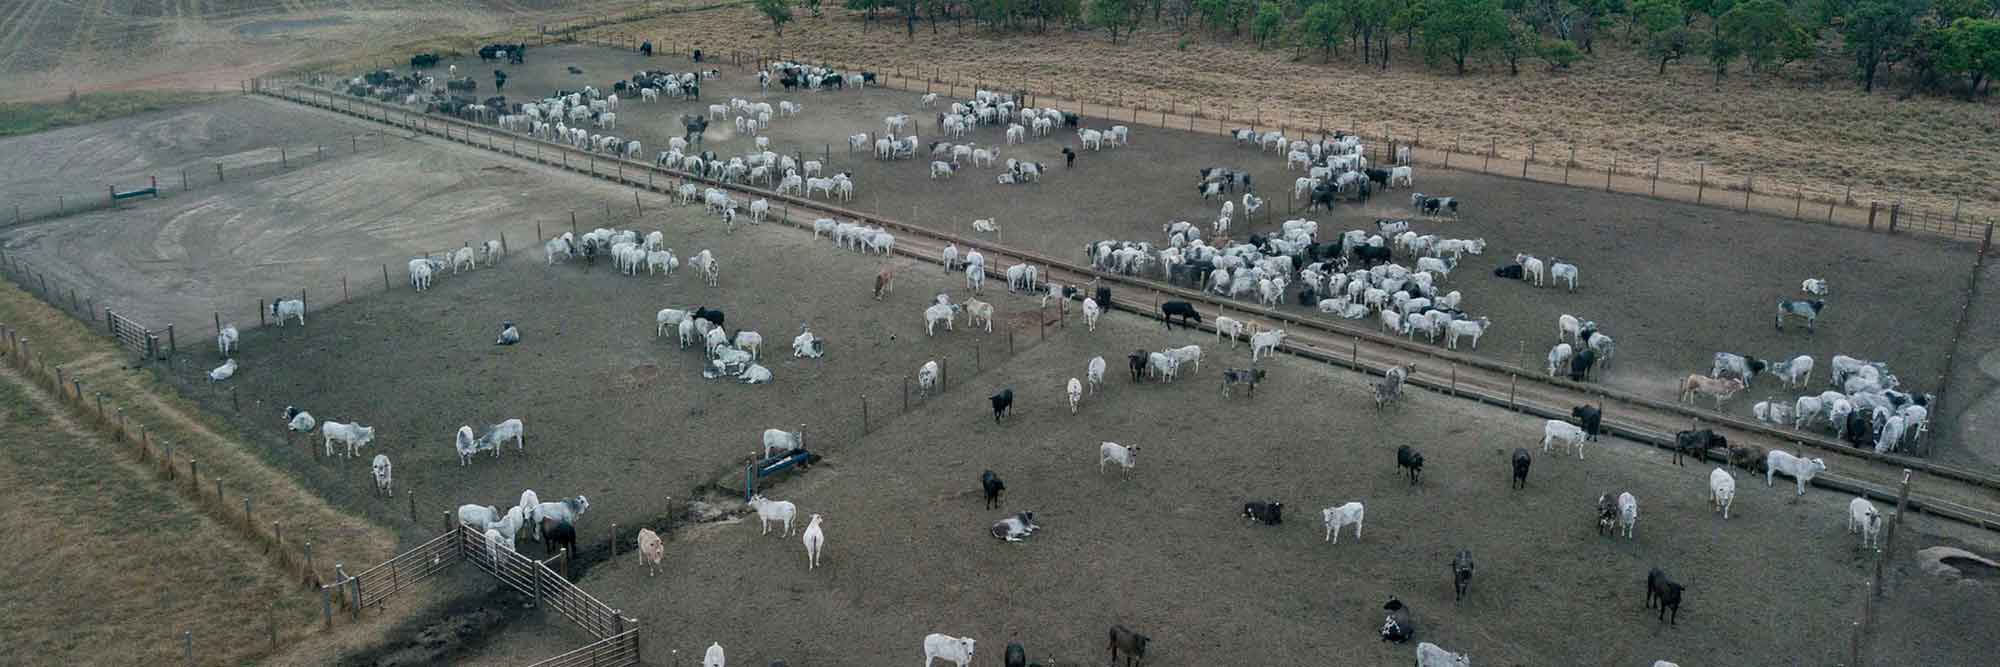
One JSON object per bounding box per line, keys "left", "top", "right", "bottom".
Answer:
{"left": 0, "top": 94, "right": 701, "bottom": 332}
{"left": 390, "top": 45, "right": 1975, "bottom": 454}
{"left": 593, "top": 7, "right": 2000, "bottom": 222}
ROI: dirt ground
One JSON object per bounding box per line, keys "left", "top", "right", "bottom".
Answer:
{"left": 392, "top": 44, "right": 1979, "bottom": 456}
{"left": 593, "top": 6, "right": 2000, "bottom": 222}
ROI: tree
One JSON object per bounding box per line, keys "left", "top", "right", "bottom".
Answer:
{"left": 1494, "top": 19, "right": 1535, "bottom": 74}
{"left": 1091, "top": 0, "right": 1140, "bottom": 42}
{"left": 1632, "top": 0, "right": 1692, "bottom": 73}
{"left": 1346, "top": 0, "right": 1395, "bottom": 64}
{"left": 1299, "top": 0, "right": 1347, "bottom": 59}
{"left": 1720, "top": 0, "right": 1808, "bottom": 74}
{"left": 1196, "top": 0, "right": 1233, "bottom": 33}
{"left": 758, "top": 0, "right": 794, "bottom": 35}
{"left": 805, "top": 0, "right": 823, "bottom": 17}
{"left": 1842, "top": 0, "right": 1920, "bottom": 92}
{"left": 1940, "top": 17, "right": 2000, "bottom": 94}
{"left": 1391, "top": 0, "right": 1431, "bottom": 51}
{"left": 1252, "top": 2, "right": 1286, "bottom": 47}
{"left": 846, "top": 0, "right": 885, "bottom": 31}
{"left": 1540, "top": 37, "right": 1585, "bottom": 69}
{"left": 1421, "top": 0, "right": 1510, "bottom": 74}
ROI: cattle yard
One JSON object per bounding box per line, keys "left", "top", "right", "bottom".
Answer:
{"left": 4, "top": 39, "right": 2000, "bottom": 666}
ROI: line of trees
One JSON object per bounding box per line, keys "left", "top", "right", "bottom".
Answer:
{"left": 759, "top": 0, "right": 2000, "bottom": 97}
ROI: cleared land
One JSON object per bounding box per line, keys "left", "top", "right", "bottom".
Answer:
{"left": 586, "top": 7, "right": 2000, "bottom": 223}
{"left": 384, "top": 45, "right": 1975, "bottom": 457}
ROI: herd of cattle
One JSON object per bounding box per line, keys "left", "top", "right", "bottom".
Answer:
{"left": 285, "top": 49, "right": 1937, "bottom": 665}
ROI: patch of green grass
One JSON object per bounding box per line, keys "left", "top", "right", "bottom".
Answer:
{"left": 0, "top": 90, "right": 228, "bottom": 138}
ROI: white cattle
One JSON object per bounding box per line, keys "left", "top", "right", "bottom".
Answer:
{"left": 1542, "top": 420, "right": 1588, "bottom": 459}
{"left": 747, "top": 494, "right": 798, "bottom": 536}
{"left": 1848, "top": 497, "right": 1882, "bottom": 549}
{"left": 1766, "top": 450, "right": 1828, "bottom": 496}
{"left": 1087, "top": 356, "right": 1106, "bottom": 394}
{"left": 704, "top": 642, "right": 725, "bottom": 667}
{"left": 1249, "top": 328, "right": 1286, "bottom": 362}
{"left": 923, "top": 634, "right": 976, "bottom": 667}
{"left": 1082, "top": 298, "right": 1102, "bottom": 331}
{"left": 637, "top": 528, "right": 665, "bottom": 576}
{"left": 917, "top": 360, "right": 940, "bottom": 397}
{"left": 1617, "top": 492, "right": 1638, "bottom": 539}
{"left": 1416, "top": 642, "right": 1471, "bottom": 667}
{"left": 322, "top": 421, "right": 375, "bottom": 458}
{"left": 1067, "top": 378, "right": 1083, "bottom": 413}
{"left": 1710, "top": 467, "right": 1736, "bottom": 519}
{"left": 802, "top": 514, "right": 825, "bottom": 570}
{"left": 1321, "top": 502, "right": 1365, "bottom": 544}
{"left": 762, "top": 426, "right": 803, "bottom": 459}
{"left": 216, "top": 324, "right": 239, "bottom": 355}
{"left": 371, "top": 454, "right": 393, "bottom": 496}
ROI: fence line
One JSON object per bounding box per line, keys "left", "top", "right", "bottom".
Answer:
{"left": 2, "top": 132, "right": 390, "bottom": 230}
{"left": 573, "top": 37, "right": 1990, "bottom": 245}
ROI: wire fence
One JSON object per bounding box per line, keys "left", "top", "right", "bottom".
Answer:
{"left": 567, "top": 33, "right": 1994, "bottom": 246}
{"left": 2, "top": 128, "right": 393, "bottom": 231}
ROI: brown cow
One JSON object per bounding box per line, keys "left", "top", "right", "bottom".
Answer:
{"left": 873, "top": 264, "right": 897, "bottom": 300}
{"left": 1678, "top": 374, "right": 1745, "bottom": 409}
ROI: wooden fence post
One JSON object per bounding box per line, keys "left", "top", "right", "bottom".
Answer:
{"left": 1696, "top": 163, "right": 1706, "bottom": 204}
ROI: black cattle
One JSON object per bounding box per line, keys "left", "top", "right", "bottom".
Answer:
{"left": 682, "top": 82, "right": 700, "bottom": 100}
{"left": 1569, "top": 348, "right": 1598, "bottom": 382}
{"left": 692, "top": 48, "right": 704, "bottom": 62}
{"left": 1127, "top": 350, "right": 1147, "bottom": 382}
{"left": 1062, "top": 147, "right": 1076, "bottom": 168}
{"left": 861, "top": 71, "right": 877, "bottom": 85}
{"left": 1511, "top": 448, "right": 1531, "bottom": 489}
{"left": 1365, "top": 168, "right": 1391, "bottom": 186}
{"left": 1673, "top": 429, "right": 1728, "bottom": 465}
{"left": 1645, "top": 567, "right": 1685, "bottom": 625}
{"left": 683, "top": 115, "right": 710, "bottom": 143}
{"left": 1005, "top": 641, "right": 1026, "bottom": 667}
{"left": 1494, "top": 263, "right": 1524, "bottom": 279}
{"left": 640, "top": 41, "right": 653, "bottom": 56}
{"left": 1843, "top": 409, "right": 1874, "bottom": 447}
{"left": 1062, "top": 112, "right": 1080, "bottom": 127}
{"left": 482, "top": 95, "right": 506, "bottom": 109}
{"left": 1415, "top": 195, "right": 1459, "bottom": 217}
{"left": 780, "top": 76, "right": 800, "bottom": 90}
{"left": 819, "top": 73, "right": 844, "bottom": 89}
{"left": 1596, "top": 493, "right": 1619, "bottom": 536}
{"left": 990, "top": 388, "right": 1014, "bottom": 422}
{"left": 981, "top": 470, "right": 1006, "bottom": 510}
{"left": 493, "top": 70, "right": 508, "bottom": 91}
{"left": 545, "top": 520, "right": 577, "bottom": 557}
{"left": 1307, "top": 184, "right": 1335, "bottom": 211}
{"left": 1243, "top": 501, "right": 1283, "bottom": 525}
{"left": 1451, "top": 550, "right": 1475, "bottom": 601}
{"left": 1160, "top": 301, "right": 1202, "bottom": 331}
{"left": 1298, "top": 286, "right": 1320, "bottom": 307}
{"left": 614, "top": 80, "right": 629, "bottom": 93}
{"left": 1354, "top": 244, "right": 1393, "bottom": 267}
{"left": 1107, "top": 625, "right": 1149, "bottom": 667}
{"left": 1380, "top": 598, "right": 1415, "bottom": 643}
{"left": 692, "top": 307, "right": 724, "bottom": 329}
{"left": 445, "top": 77, "right": 476, "bottom": 92}
{"left": 1397, "top": 445, "right": 1425, "bottom": 484}
{"left": 1572, "top": 405, "right": 1602, "bottom": 440}
{"left": 410, "top": 53, "right": 440, "bottom": 69}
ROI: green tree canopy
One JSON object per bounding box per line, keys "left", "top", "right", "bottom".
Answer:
{"left": 1422, "top": 0, "right": 1511, "bottom": 74}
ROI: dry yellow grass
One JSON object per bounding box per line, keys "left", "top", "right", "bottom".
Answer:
{"left": 588, "top": 7, "right": 1999, "bottom": 222}
{"left": 0, "top": 276, "right": 398, "bottom": 663}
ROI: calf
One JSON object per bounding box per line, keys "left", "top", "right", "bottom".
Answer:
{"left": 1321, "top": 502, "right": 1365, "bottom": 543}
{"left": 990, "top": 511, "right": 1040, "bottom": 542}
{"left": 1451, "top": 550, "right": 1474, "bottom": 601}
{"left": 1672, "top": 429, "right": 1728, "bottom": 466}
{"left": 1849, "top": 497, "right": 1882, "bottom": 549}
{"left": 1597, "top": 493, "right": 1619, "bottom": 536}
{"left": 981, "top": 470, "right": 1005, "bottom": 509}
{"left": 1396, "top": 445, "right": 1425, "bottom": 485}
{"left": 1511, "top": 448, "right": 1531, "bottom": 489}
{"left": 1107, "top": 625, "right": 1150, "bottom": 667}
{"left": 1160, "top": 300, "right": 1202, "bottom": 330}
{"left": 1126, "top": 350, "right": 1147, "bottom": 382}
{"left": 923, "top": 634, "right": 977, "bottom": 667}
{"left": 1222, "top": 367, "right": 1266, "bottom": 397}
{"left": 637, "top": 528, "right": 665, "bottom": 576}
{"left": 1645, "top": 567, "right": 1685, "bottom": 625}
{"left": 1542, "top": 420, "right": 1589, "bottom": 459}
{"left": 1243, "top": 501, "right": 1283, "bottom": 525}
{"left": 990, "top": 388, "right": 1014, "bottom": 422}
{"left": 1099, "top": 442, "right": 1139, "bottom": 473}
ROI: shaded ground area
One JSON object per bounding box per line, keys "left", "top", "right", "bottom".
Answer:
{"left": 398, "top": 44, "right": 1977, "bottom": 454}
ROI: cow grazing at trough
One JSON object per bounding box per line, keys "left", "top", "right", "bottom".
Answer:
{"left": 762, "top": 426, "right": 803, "bottom": 459}
{"left": 1380, "top": 598, "right": 1416, "bottom": 643}
{"left": 990, "top": 388, "right": 1014, "bottom": 422}
{"left": 990, "top": 511, "right": 1039, "bottom": 542}
{"left": 1107, "top": 625, "right": 1150, "bottom": 667}
{"left": 1728, "top": 444, "right": 1768, "bottom": 474}
{"left": 1710, "top": 467, "right": 1736, "bottom": 519}
{"left": 1679, "top": 375, "right": 1745, "bottom": 409}
{"left": 1775, "top": 299, "right": 1826, "bottom": 333}
{"left": 980, "top": 470, "right": 1005, "bottom": 509}
{"left": 1397, "top": 445, "right": 1425, "bottom": 484}
{"left": 1766, "top": 450, "right": 1828, "bottom": 495}
{"left": 1160, "top": 300, "right": 1202, "bottom": 330}
{"left": 637, "top": 528, "right": 665, "bottom": 576}
{"left": 1322, "top": 502, "right": 1364, "bottom": 544}
{"left": 1511, "top": 448, "right": 1531, "bottom": 489}
{"left": 1673, "top": 429, "right": 1727, "bottom": 465}
{"left": 1451, "top": 550, "right": 1475, "bottom": 601}
{"left": 1243, "top": 501, "right": 1284, "bottom": 525}
{"left": 1645, "top": 567, "right": 1685, "bottom": 625}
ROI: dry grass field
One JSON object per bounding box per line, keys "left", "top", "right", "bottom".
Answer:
{"left": 590, "top": 6, "right": 2000, "bottom": 223}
